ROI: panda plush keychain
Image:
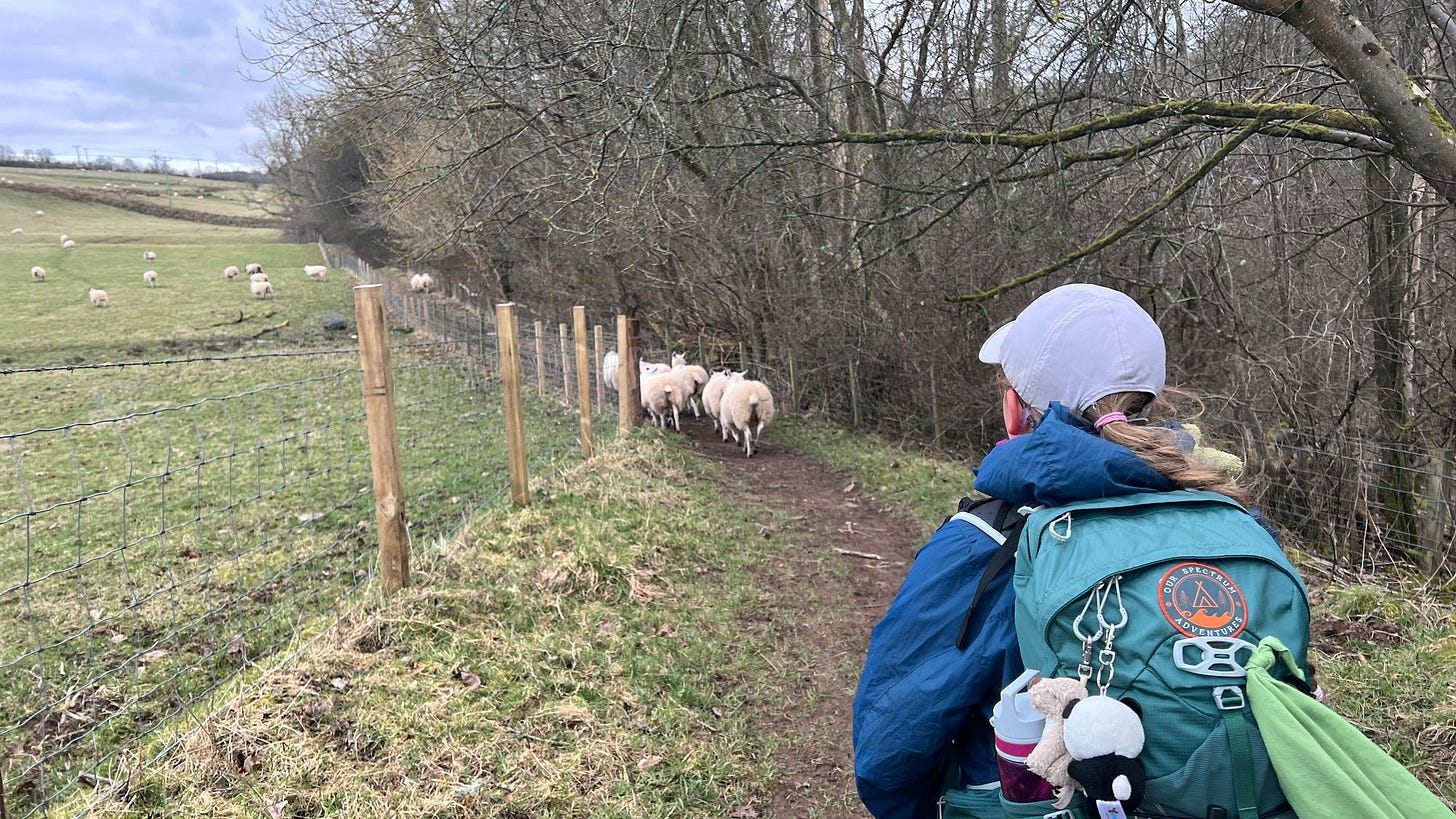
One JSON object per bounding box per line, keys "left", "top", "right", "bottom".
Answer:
{"left": 1061, "top": 694, "right": 1147, "bottom": 818}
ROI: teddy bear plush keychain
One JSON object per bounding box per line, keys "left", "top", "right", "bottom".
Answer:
{"left": 1026, "top": 677, "right": 1147, "bottom": 817}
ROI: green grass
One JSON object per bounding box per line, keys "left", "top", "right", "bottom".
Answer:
{"left": 72, "top": 434, "right": 798, "bottom": 818}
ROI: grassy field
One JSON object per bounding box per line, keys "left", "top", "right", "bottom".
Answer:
{"left": 1, "top": 187, "right": 339, "bottom": 366}
{"left": 0, "top": 178, "right": 607, "bottom": 816}
{"left": 2, "top": 167, "right": 274, "bottom": 220}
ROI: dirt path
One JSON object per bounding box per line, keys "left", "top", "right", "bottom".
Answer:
{"left": 675, "top": 413, "right": 926, "bottom": 819}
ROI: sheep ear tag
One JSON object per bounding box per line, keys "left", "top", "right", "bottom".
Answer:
{"left": 1157, "top": 562, "right": 1248, "bottom": 640}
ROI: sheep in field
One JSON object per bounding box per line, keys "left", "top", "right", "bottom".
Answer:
{"left": 31, "top": 266, "right": 45, "bottom": 282}
{"left": 10, "top": 227, "right": 22, "bottom": 235}
{"left": 62, "top": 239, "right": 76, "bottom": 249}
{"left": 703, "top": 370, "right": 737, "bottom": 431}
{"left": 89, "top": 288, "right": 110, "bottom": 307}
{"left": 304, "top": 264, "right": 327, "bottom": 280}
{"left": 143, "top": 270, "right": 158, "bottom": 287}
{"left": 245, "top": 262, "right": 264, "bottom": 276}
{"left": 250, "top": 280, "right": 275, "bottom": 299}
{"left": 34, "top": 210, "right": 43, "bottom": 217}
{"left": 719, "top": 378, "right": 775, "bottom": 457}
{"left": 59, "top": 234, "right": 69, "bottom": 243}
{"left": 602, "top": 351, "right": 620, "bottom": 392}
{"left": 224, "top": 265, "right": 239, "bottom": 281}
{"left": 143, "top": 250, "right": 156, "bottom": 261}
{"left": 250, "top": 271, "right": 269, "bottom": 283}
{"left": 409, "top": 272, "right": 434, "bottom": 292}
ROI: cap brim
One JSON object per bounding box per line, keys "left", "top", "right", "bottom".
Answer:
{"left": 978, "top": 322, "right": 1014, "bottom": 364}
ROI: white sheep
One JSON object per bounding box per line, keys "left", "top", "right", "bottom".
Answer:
{"left": 224, "top": 265, "right": 239, "bottom": 281}
{"left": 409, "top": 272, "right": 435, "bottom": 292}
{"left": 58, "top": 234, "right": 69, "bottom": 243}
{"left": 304, "top": 264, "right": 327, "bottom": 280}
{"left": 640, "top": 370, "right": 684, "bottom": 431}
{"left": 250, "top": 279, "right": 275, "bottom": 299}
{"left": 31, "top": 266, "right": 45, "bottom": 282}
{"left": 10, "top": 227, "right": 21, "bottom": 235}
{"left": 34, "top": 210, "right": 44, "bottom": 216}
{"left": 703, "top": 370, "right": 738, "bottom": 432}
{"left": 602, "top": 351, "right": 620, "bottom": 392}
{"left": 89, "top": 288, "right": 110, "bottom": 308}
{"left": 143, "top": 250, "right": 156, "bottom": 261}
{"left": 143, "top": 270, "right": 158, "bottom": 287}
{"left": 670, "top": 361, "right": 710, "bottom": 417}
{"left": 245, "top": 262, "right": 264, "bottom": 276}
{"left": 62, "top": 239, "right": 76, "bottom": 249}
{"left": 719, "top": 378, "right": 776, "bottom": 457}
{"left": 250, "top": 271, "right": 269, "bottom": 283}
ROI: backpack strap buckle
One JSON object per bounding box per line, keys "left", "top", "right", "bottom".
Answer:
{"left": 1173, "top": 636, "right": 1254, "bottom": 677}
{"left": 1214, "top": 685, "right": 1246, "bottom": 710}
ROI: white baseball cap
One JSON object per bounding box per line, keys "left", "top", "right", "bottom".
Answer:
{"left": 977, "top": 283, "right": 1166, "bottom": 413}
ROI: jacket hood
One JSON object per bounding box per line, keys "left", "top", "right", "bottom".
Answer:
{"left": 972, "top": 402, "right": 1174, "bottom": 506}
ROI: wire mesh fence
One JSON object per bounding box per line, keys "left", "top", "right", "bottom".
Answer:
{"left": 0, "top": 275, "right": 626, "bottom": 815}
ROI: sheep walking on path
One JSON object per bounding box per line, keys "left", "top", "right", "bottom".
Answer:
{"left": 89, "top": 288, "right": 110, "bottom": 308}
{"left": 640, "top": 369, "right": 685, "bottom": 431}
{"left": 143, "top": 270, "right": 158, "bottom": 287}
{"left": 720, "top": 378, "right": 776, "bottom": 458}
{"left": 704, "top": 370, "right": 738, "bottom": 432}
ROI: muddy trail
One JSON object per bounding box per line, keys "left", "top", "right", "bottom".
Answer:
{"left": 671, "top": 411, "right": 926, "bottom": 819}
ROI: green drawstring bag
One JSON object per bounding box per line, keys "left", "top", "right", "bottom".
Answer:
{"left": 1246, "top": 636, "right": 1456, "bottom": 819}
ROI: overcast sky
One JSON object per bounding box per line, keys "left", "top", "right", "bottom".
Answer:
{"left": 0, "top": 0, "right": 281, "bottom": 172}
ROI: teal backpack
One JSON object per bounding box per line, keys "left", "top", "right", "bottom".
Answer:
{"left": 1010, "top": 490, "right": 1311, "bottom": 819}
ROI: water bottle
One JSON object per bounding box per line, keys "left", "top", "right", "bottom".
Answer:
{"left": 991, "top": 668, "right": 1055, "bottom": 803}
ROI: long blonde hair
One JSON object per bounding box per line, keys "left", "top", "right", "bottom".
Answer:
{"left": 1019, "top": 386, "right": 1247, "bottom": 504}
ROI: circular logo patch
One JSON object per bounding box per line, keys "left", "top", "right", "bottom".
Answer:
{"left": 1158, "top": 562, "right": 1248, "bottom": 639}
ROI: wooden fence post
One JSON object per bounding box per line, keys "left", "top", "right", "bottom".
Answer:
{"left": 353, "top": 284, "right": 410, "bottom": 594}
{"left": 559, "top": 322, "right": 571, "bottom": 402}
{"left": 849, "top": 358, "right": 863, "bottom": 428}
{"left": 618, "top": 314, "right": 640, "bottom": 434}
{"left": 574, "top": 307, "right": 594, "bottom": 457}
{"left": 534, "top": 319, "right": 546, "bottom": 400}
{"left": 498, "top": 303, "right": 530, "bottom": 505}
{"left": 594, "top": 324, "right": 604, "bottom": 407}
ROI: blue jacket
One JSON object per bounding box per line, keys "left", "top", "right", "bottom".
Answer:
{"left": 851, "top": 404, "right": 1174, "bottom": 819}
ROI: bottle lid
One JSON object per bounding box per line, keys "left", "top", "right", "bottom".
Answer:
{"left": 992, "top": 669, "right": 1046, "bottom": 744}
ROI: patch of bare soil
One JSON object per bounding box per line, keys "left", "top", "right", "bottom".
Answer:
{"left": 676, "top": 414, "right": 926, "bottom": 819}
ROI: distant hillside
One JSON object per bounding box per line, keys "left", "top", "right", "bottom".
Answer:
{"left": 3, "top": 179, "right": 281, "bottom": 228}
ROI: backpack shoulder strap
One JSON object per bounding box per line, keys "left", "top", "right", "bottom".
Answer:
{"left": 949, "top": 498, "right": 1027, "bottom": 651}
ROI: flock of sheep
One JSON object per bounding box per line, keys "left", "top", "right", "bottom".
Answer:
{"left": 21, "top": 240, "right": 329, "bottom": 307}
{"left": 602, "top": 351, "right": 777, "bottom": 457}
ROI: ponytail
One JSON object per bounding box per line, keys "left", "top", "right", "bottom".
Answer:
{"left": 1083, "top": 391, "right": 1248, "bottom": 504}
